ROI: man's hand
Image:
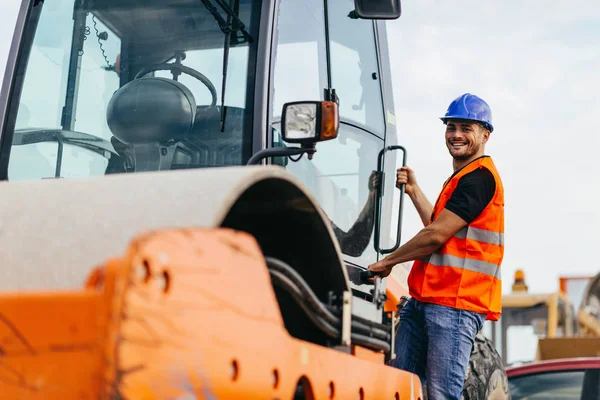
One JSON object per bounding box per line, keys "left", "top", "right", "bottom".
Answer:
{"left": 396, "top": 166, "right": 417, "bottom": 196}
{"left": 367, "top": 259, "right": 394, "bottom": 278}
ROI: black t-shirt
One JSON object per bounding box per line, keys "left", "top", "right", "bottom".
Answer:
{"left": 444, "top": 159, "right": 496, "bottom": 223}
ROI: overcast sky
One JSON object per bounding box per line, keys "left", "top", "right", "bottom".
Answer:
{"left": 0, "top": 1, "right": 599, "bottom": 298}
{"left": 383, "top": 0, "right": 600, "bottom": 297}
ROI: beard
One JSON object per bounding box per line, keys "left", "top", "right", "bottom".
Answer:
{"left": 447, "top": 141, "right": 482, "bottom": 161}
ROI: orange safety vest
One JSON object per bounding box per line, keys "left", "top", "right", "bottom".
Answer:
{"left": 407, "top": 156, "right": 504, "bottom": 321}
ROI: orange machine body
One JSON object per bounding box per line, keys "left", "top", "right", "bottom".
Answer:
{"left": 0, "top": 228, "right": 421, "bottom": 399}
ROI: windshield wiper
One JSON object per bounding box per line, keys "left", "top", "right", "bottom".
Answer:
{"left": 199, "top": 0, "right": 253, "bottom": 44}
{"left": 200, "top": 0, "right": 252, "bottom": 132}
{"left": 219, "top": 1, "right": 232, "bottom": 132}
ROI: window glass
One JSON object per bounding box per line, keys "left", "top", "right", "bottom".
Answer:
{"left": 328, "top": 0, "right": 385, "bottom": 135}
{"left": 73, "top": 15, "right": 121, "bottom": 140}
{"left": 275, "top": 124, "right": 383, "bottom": 265}
{"left": 6, "top": 0, "right": 261, "bottom": 180}
{"left": 272, "top": 0, "right": 328, "bottom": 119}
{"left": 14, "top": 0, "right": 81, "bottom": 132}
{"left": 9, "top": 142, "right": 108, "bottom": 181}
{"left": 155, "top": 47, "right": 250, "bottom": 109}
{"left": 271, "top": 0, "right": 388, "bottom": 264}
{"left": 13, "top": 4, "right": 120, "bottom": 140}
{"left": 509, "top": 370, "right": 587, "bottom": 399}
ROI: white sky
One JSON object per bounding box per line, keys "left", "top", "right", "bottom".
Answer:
{"left": 383, "top": 0, "right": 600, "bottom": 296}
{"left": 0, "top": 0, "right": 599, "bottom": 296}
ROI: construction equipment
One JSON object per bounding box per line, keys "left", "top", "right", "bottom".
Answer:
{"left": 490, "top": 270, "right": 600, "bottom": 365}
{"left": 0, "top": 0, "right": 506, "bottom": 398}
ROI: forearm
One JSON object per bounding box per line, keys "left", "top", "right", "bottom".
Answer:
{"left": 379, "top": 225, "right": 443, "bottom": 267}
{"left": 408, "top": 184, "right": 433, "bottom": 226}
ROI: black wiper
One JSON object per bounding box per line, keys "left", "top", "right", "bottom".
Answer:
{"left": 199, "top": 0, "right": 253, "bottom": 44}
{"left": 200, "top": 0, "right": 252, "bottom": 132}
{"left": 220, "top": 0, "right": 233, "bottom": 132}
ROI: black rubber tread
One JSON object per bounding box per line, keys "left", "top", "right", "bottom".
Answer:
{"left": 462, "top": 332, "right": 511, "bottom": 400}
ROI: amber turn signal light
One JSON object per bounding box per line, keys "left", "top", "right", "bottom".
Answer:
{"left": 319, "top": 101, "right": 339, "bottom": 141}
{"left": 281, "top": 100, "right": 340, "bottom": 145}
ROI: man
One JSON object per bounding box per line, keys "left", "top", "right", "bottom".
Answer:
{"left": 368, "top": 93, "right": 504, "bottom": 400}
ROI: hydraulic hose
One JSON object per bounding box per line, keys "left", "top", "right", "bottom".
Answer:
{"left": 352, "top": 319, "right": 390, "bottom": 342}
{"left": 266, "top": 258, "right": 391, "bottom": 343}
{"left": 270, "top": 268, "right": 391, "bottom": 352}
{"left": 265, "top": 256, "right": 391, "bottom": 342}
{"left": 352, "top": 333, "right": 391, "bottom": 353}
{"left": 269, "top": 269, "right": 340, "bottom": 339}
{"left": 352, "top": 314, "right": 392, "bottom": 339}
{"left": 266, "top": 257, "right": 338, "bottom": 321}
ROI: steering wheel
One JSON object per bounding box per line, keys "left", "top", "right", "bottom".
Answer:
{"left": 135, "top": 63, "right": 218, "bottom": 107}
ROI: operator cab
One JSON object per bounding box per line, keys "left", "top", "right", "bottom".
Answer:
{"left": 2, "top": 0, "right": 406, "bottom": 326}
{"left": 7, "top": 0, "right": 261, "bottom": 179}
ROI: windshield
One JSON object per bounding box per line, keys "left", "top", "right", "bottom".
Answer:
{"left": 6, "top": 0, "right": 261, "bottom": 180}
{"left": 509, "top": 369, "right": 600, "bottom": 400}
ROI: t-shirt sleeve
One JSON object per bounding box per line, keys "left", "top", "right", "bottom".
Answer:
{"left": 444, "top": 168, "right": 496, "bottom": 223}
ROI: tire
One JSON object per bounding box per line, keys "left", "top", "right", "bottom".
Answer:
{"left": 462, "top": 332, "right": 511, "bottom": 400}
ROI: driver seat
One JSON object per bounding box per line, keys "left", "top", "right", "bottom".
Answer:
{"left": 106, "top": 77, "right": 197, "bottom": 172}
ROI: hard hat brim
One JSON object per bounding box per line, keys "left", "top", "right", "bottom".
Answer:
{"left": 440, "top": 116, "right": 494, "bottom": 132}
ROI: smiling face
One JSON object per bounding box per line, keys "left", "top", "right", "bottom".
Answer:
{"left": 444, "top": 119, "right": 490, "bottom": 163}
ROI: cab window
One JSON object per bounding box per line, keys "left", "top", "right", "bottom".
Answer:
{"left": 328, "top": 0, "right": 385, "bottom": 136}
{"left": 5, "top": 0, "right": 261, "bottom": 180}
{"left": 271, "top": 0, "right": 328, "bottom": 120}
{"left": 271, "top": 0, "right": 386, "bottom": 264}
{"left": 9, "top": 4, "right": 120, "bottom": 181}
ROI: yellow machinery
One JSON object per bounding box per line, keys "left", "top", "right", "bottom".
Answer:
{"left": 490, "top": 270, "right": 600, "bottom": 365}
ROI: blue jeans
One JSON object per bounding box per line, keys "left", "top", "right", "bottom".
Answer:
{"left": 390, "top": 297, "right": 485, "bottom": 400}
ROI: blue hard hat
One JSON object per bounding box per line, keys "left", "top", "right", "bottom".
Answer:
{"left": 440, "top": 93, "right": 494, "bottom": 132}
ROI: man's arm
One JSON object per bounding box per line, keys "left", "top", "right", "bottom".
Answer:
{"left": 368, "top": 209, "right": 467, "bottom": 276}
{"left": 408, "top": 182, "right": 434, "bottom": 227}
{"left": 369, "top": 167, "right": 496, "bottom": 277}
{"left": 397, "top": 166, "right": 433, "bottom": 226}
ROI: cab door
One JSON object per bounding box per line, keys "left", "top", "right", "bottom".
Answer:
{"left": 269, "top": 0, "right": 402, "bottom": 274}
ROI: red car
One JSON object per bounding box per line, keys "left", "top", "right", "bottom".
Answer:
{"left": 506, "top": 358, "right": 600, "bottom": 399}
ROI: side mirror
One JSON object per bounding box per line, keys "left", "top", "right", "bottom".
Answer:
{"left": 351, "top": 0, "right": 401, "bottom": 20}
{"left": 281, "top": 101, "right": 339, "bottom": 144}
{"left": 247, "top": 100, "right": 339, "bottom": 165}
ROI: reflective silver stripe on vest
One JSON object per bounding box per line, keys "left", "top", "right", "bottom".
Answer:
{"left": 423, "top": 253, "right": 501, "bottom": 280}
{"left": 454, "top": 226, "right": 504, "bottom": 246}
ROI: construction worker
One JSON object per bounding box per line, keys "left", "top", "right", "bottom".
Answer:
{"left": 368, "top": 93, "right": 504, "bottom": 399}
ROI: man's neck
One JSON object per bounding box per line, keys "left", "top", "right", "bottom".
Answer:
{"left": 453, "top": 152, "right": 486, "bottom": 171}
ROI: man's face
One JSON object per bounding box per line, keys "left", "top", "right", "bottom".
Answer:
{"left": 444, "top": 119, "right": 490, "bottom": 161}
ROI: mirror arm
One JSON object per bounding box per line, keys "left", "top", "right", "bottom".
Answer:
{"left": 246, "top": 144, "right": 316, "bottom": 166}
{"left": 55, "top": 133, "right": 65, "bottom": 178}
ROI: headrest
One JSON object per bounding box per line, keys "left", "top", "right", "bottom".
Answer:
{"left": 107, "top": 77, "right": 197, "bottom": 144}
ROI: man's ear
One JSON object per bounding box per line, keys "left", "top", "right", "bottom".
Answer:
{"left": 481, "top": 127, "right": 491, "bottom": 143}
